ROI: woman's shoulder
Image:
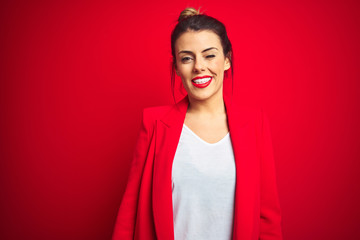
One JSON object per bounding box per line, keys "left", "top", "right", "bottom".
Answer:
{"left": 140, "top": 102, "right": 177, "bottom": 128}
{"left": 229, "top": 102, "right": 262, "bottom": 119}
{"left": 229, "top": 102, "right": 271, "bottom": 130}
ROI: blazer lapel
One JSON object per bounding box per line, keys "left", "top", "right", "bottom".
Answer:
{"left": 227, "top": 97, "right": 259, "bottom": 240}
{"left": 152, "top": 96, "right": 189, "bottom": 240}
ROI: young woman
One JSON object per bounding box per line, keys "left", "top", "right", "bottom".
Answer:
{"left": 112, "top": 7, "right": 283, "bottom": 240}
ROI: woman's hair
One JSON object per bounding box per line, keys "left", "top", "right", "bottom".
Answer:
{"left": 170, "top": 7, "right": 234, "bottom": 102}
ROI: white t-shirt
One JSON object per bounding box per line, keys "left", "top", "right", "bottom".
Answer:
{"left": 171, "top": 124, "right": 236, "bottom": 240}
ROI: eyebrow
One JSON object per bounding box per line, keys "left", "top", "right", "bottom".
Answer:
{"left": 178, "top": 47, "right": 218, "bottom": 55}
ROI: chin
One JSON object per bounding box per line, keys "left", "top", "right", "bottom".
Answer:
{"left": 188, "top": 92, "right": 214, "bottom": 101}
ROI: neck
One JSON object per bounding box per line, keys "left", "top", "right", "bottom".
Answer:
{"left": 187, "top": 91, "right": 226, "bottom": 116}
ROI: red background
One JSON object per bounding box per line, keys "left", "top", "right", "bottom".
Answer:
{"left": 1, "top": 0, "right": 359, "bottom": 239}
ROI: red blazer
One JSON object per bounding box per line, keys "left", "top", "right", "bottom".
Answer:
{"left": 112, "top": 94, "right": 283, "bottom": 240}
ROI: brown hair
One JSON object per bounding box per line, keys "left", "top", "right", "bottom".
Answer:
{"left": 170, "top": 7, "right": 234, "bottom": 102}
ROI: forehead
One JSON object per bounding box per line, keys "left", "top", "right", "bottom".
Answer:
{"left": 175, "top": 30, "right": 222, "bottom": 52}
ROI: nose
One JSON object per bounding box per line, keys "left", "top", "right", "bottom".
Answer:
{"left": 193, "top": 57, "right": 205, "bottom": 73}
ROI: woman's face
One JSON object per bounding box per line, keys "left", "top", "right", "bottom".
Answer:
{"left": 175, "top": 30, "right": 231, "bottom": 102}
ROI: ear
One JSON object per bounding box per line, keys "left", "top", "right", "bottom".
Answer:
{"left": 224, "top": 56, "right": 231, "bottom": 71}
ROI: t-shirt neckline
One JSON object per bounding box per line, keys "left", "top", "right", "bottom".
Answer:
{"left": 183, "top": 123, "right": 230, "bottom": 146}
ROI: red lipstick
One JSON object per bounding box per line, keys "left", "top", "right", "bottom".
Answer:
{"left": 191, "top": 75, "right": 212, "bottom": 88}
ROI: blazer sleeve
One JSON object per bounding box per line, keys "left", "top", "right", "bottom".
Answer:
{"left": 259, "top": 108, "right": 283, "bottom": 240}
{"left": 112, "top": 108, "right": 154, "bottom": 240}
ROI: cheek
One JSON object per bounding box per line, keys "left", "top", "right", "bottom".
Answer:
{"left": 212, "top": 59, "right": 225, "bottom": 71}
{"left": 177, "top": 65, "right": 192, "bottom": 77}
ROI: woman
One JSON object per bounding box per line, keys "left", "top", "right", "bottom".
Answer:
{"left": 112, "top": 7, "right": 283, "bottom": 240}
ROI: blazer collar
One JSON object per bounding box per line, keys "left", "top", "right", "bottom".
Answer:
{"left": 160, "top": 93, "right": 234, "bottom": 127}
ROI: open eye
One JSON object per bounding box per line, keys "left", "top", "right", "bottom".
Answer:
{"left": 206, "top": 55, "right": 216, "bottom": 58}
{"left": 181, "top": 56, "right": 192, "bottom": 63}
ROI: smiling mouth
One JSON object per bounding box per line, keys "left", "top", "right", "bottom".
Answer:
{"left": 191, "top": 77, "right": 212, "bottom": 88}
{"left": 192, "top": 77, "right": 212, "bottom": 84}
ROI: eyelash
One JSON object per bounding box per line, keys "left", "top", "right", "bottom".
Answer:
{"left": 181, "top": 55, "right": 216, "bottom": 62}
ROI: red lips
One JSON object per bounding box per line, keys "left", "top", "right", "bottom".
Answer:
{"left": 191, "top": 75, "right": 212, "bottom": 88}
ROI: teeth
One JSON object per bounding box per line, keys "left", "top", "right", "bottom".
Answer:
{"left": 193, "top": 77, "right": 211, "bottom": 84}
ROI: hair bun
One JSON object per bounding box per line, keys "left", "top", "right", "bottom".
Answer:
{"left": 178, "top": 7, "right": 202, "bottom": 22}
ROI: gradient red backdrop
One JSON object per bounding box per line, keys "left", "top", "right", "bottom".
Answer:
{"left": 1, "top": 0, "right": 359, "bottom": 239}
